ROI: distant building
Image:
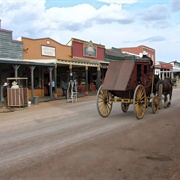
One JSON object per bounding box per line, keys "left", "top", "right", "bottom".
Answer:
{"left": 155, "top": 61, "right": 173, "bottom": 79}
{"left": 169, "top": 60, "right": 180, "bottom": 82}
{"left": 120, "top": 45, "right": 155, "bottom": 65}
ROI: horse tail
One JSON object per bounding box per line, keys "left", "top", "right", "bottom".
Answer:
{"left": 158, "top": 83, "right": 163, "bottom": 109}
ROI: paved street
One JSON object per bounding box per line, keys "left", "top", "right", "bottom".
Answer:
{"left": 0, "top": 89, "right": 180, "bottom": 179}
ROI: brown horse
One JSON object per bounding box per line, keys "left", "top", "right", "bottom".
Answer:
{"left": 156, "top": 78, "right": 173, "bottom": 108}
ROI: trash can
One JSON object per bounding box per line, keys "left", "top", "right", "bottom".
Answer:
{"left": 33, "top": 96, "right": 39, "bottom": 105}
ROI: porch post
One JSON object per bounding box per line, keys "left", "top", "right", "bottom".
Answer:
{"left": 69, "top": 64, "right": 72, "bottom": 81}
{"left": 171, "top": 71, "right": 174, "bottom": 79}
{"left": 13, "top": 65, "right": 20, "bottom": 77}
{"left": 29, "top": 66, "right": 36, "bottom": 101}
{"left": 54, "top": 64, "right": 57, "bottom": 93}
{"left": 162, "top": 70, "right": 164, "bottom": 80}
{"left": 48, "top": 67, "right": 54, "bottom": 100}
{"left": 85, "top": 66, "right": 88, "bottom": 95}
{"left": 97, "top": 66, "right": 101, "bottom": 90}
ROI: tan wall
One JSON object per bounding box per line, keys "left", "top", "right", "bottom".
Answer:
{"left": 22, "top": 37, "right": 71, "bottom": 61}
{"left": 28, "top": 88, "right": 63, "bottom": 99}
{"left": 56, "top": 88, "right": 63, "bottom": 96}
{"left": 121, "top": 46, "right": 142, "bottom": 56}
{"left": 28, "top": 89, "right": 45, "bottom": 98}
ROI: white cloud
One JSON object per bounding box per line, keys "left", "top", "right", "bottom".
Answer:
{"left": 96, "top": 4, "right": 134, "bottom": 23}
{"left": 97, "top": 0, "right": 138, "bottom": 4}
{"left": 0, "top": 0, "right": 179, "bottom": 62}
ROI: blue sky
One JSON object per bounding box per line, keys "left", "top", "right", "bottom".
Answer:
{"left": 0, "top": 0, "right": 180, "bottom": 62}
{"left": 45, "top": 0, "right": 107, "bottom": 9}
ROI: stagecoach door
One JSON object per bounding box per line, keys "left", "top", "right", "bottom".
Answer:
{"left": 136, "top": 63, "right": 151, "bottom": 87}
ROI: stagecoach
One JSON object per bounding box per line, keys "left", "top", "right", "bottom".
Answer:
{"left": 96, "top": 56, "right": 161, "bottom": 119}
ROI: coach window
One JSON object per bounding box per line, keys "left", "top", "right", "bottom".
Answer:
{"left": 144, "top": 65, "right": 147, "bottom": 74}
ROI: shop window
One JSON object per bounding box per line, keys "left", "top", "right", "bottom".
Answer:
{"left": 34, "top": 67, "right": 42, "bottom": 88}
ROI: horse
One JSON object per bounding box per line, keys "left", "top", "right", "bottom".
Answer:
{"left": 156, "top": 78, "right": 173, "bottom": 108}
{"left": 153, "top": 74, "right": 160, "bottom": 94}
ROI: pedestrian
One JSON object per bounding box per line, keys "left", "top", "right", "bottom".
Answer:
{"left": 48, "top": 79, "right": 55, "bottom": 94}
{"left": 3, "top": 82, "right": 8, "bottom": 108}
{"left": 11, "top": 81, "right": 19, "bottom": 89}
{"left": 52, "top": 80, "right": 55, "bottom": 93}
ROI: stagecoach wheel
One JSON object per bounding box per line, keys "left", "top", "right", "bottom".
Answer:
{"left": 151, "top": 95, "right": 159, "bottom": 114}
{"left": 96, "top": 85, "right": 113, "bottom": 117}
{"left": 133, "top": 85, "right": 147, "bottom": 119}
{"left": 121, "top": 103, "right": 129, "bottom": 113}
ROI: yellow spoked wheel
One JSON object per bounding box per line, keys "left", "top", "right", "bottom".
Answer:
{"left": 121, "top": 103, "right": 129, "bottom": 113}
{"left": 96, "top": 85, "right": 113, "bottom": 117}
{"left": 151, "top": 95, "right": 159, "bottom": 114}
{"left": 133, "top": 85, "right": 147, "bottom": 119}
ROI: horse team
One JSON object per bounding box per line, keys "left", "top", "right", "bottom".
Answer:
{"left": 154, "top": 76, "right": 174, "bottom": 108}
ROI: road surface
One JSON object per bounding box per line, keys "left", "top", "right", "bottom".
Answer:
{"left": 0, "top": 89, "right": 180, "bottom": 180}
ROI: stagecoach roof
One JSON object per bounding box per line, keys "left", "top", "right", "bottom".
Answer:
{"left": 103, "top": 60, "right": 135, "bottom": 91}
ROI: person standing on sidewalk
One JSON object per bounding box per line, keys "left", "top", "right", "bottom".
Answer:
{"left": 3, "top": 82, "right": 8, "bottom": 108}
{"left": 48, "top": 79, "right": 55, "bottom": 95}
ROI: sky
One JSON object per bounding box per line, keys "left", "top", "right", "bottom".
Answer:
{"left": 0, "top": 0, "right": 180, "bottom": 62}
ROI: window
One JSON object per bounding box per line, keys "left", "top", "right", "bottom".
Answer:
{"left": 144, "top": 65, "right": 147, "bottom": 74}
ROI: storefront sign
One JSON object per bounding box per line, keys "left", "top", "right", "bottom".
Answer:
{"left": 41, "top": 46, "right": 55, "bottom": 57}
{"left": 83, "top": 41, "right": 97, "bottom": 58}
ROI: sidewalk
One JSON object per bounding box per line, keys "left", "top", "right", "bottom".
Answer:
{"left": 0, "top": 91, "right": 97, "bottom": 108}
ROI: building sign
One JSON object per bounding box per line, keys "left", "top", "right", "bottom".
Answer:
{"left": 83, "top": 41, "right": 97, "bottom": 58}
{"left": 41, "top": 45, "right": 55, "bottom": 57}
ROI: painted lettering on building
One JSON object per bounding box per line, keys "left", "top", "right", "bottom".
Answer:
{"left": 41, "top": 46, "right": 55, "bottom": 57}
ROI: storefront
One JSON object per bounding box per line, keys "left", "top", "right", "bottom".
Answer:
{"left": 21, "top": 37, "right": 104, "bottom": 96}
{"left": 68, "top": 38, "right": 105, "bottom": 93}
{"left": 0, "top": 59, "right": 55, "bottom": 102}
{"left": 155, "top": 61, "right": 173, "bottom": 79}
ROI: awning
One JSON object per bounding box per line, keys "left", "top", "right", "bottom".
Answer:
{"left": 0, "top": 58, "right": 55, "bottom": 67}
{"left": 0, "top": 58, "right": 104, "bottom": 68}
{"left": 159, "top": 70, "right": 180, "bottom": 73}
{"left": 57, "top": 59, "right": 100, "bottom": 67}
